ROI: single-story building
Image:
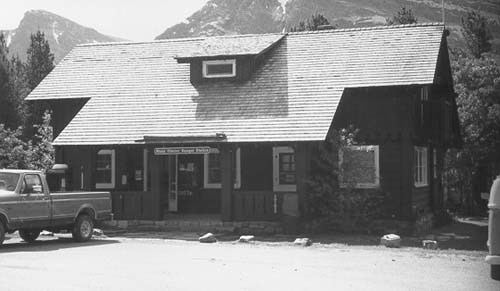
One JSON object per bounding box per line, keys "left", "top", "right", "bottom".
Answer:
{"left": 26, "top": 23, "right": 460, "bottom": 227}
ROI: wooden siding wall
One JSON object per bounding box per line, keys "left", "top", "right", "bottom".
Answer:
{"left": 112, "top": 191, "right": 154, "bottom": 220}
{"left": 379, "top": 143, "right": 402, "bottom": 217}
{"left": 233, "top": 191, "right": 281, "bottom": 221}
{"left": 240, "top": 145, "right": 273, "bottom": 190}
{"left": 49, "top": 99, "right": 88, "bottom": 138}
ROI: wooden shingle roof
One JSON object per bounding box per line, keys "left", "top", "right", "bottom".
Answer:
{"left": 26, "top": 23, "right": 446, "bottom": 145}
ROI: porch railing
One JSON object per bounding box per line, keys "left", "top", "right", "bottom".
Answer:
{"left": 111, "top": 191, "right": 153, "bottom": 220}
{"left": 233, "top": 191, "right": 282, "bottom": 221}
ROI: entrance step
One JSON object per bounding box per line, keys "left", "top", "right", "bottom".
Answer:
{"left": 104, "top": 219, "right": 284, "bottom": 235}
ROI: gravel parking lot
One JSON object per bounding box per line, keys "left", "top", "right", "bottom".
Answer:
{"left": 1, "top": 233, "right": 499, "bottom": 291}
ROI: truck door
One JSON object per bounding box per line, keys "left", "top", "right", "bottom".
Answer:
{"left": 18, "top": 174, "right": 51, "bottom": 229}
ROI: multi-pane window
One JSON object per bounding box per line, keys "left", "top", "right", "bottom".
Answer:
{"left": 95, "top": 149, "right": 115, "bottom": 189}
{"left": 203, "top": 148, "right": 241, "bottom": 188}
{"left": 273, "top": 147, "right": 296, "bottom": 192}
{"left": 414, "top": 146, "right": 428, "bottom": 187}
{"left": 202, "top": 59, "right": 236, "bottom": 78}
{"left": 339, "top": 145, "right": 380, "bottom": 188}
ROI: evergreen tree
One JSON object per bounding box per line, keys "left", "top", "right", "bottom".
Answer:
{"left": 24, "top": 31, "right": 54, "bottom": 135}
{"left": 0, "top": 34, "right": 22, "bottom": 129}
{"left": 461, "top": 10, "right": 492, "bottom": 59}
{"left": 386, "top": 7, "right": 418, "bottom": 25}
{"left": 290, "top": 14, "right": 333, "bottom": 32}
{"left": 26, "top": 31, "right": 54, "bottom": 90}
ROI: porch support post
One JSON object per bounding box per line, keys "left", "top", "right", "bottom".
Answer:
{"left": 150, "top": 151, "right": 163, "bottom": 220}
{"left": 295, "top": 142, "right": 309, "bottom": 218}
{"left": 220, "top": 144, "right": 234, "bottom": 221}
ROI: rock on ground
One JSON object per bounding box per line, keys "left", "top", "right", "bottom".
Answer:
{"left": 294, "top": 238, "right": 313, "bottom": 246}
{"left": 422, "top": 240, "right": 438, "bottom": 249}
{"left": 238, "top": 235, "right": 255, "bottom": 243}
{"left": 380, "top": 234, "right": 401, "bottom": 248}
{"left": 199, "top": 232, "right": 217, "bottom": 243}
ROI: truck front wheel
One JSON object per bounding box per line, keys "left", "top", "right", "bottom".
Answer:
{"left": 72, "top": 214, "right": 94, "bottom": 242}
{"left": 19, "top": 229, "right": 40, "bottom": 243}
{"left": 0, "top": 223, "right": 5, "bottom": 245}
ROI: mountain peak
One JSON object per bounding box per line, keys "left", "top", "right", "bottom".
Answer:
{"left": 3, "top": 10, "right": 124, "bottom": 63}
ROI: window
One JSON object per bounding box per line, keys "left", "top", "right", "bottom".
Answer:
{"left": 22, "top": 174, "right": 44, "bottom": 194}
{"left": 203, "top": 148, "right": 241, "bottom": 189}
{"left": 202, "top": 59, "right": 236, "bottom": 78}
{"left": 339, "top": 145, "right": 380, "bottom": 188}
{"left": 414, "top": 146, "right": 428, "bottom": 187}
{"left": 95, "top": 149, "right": 115, "bottom": 189}
{"left": 273, "top": 147, "right": 296, "bottom": 192}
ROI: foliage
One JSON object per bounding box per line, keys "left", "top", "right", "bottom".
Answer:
{"left": 461, "top": 10, "right": 492, "bottom": 59}
{"left": 25, "top": 31, "right": 54, "bottom": 90}
{"left": 445, "top": 53, "right": 500, "bottom": 213}
{"left": 304, "top": 128, "right": 387, "bottom": 232}
{"left": 0, "top": 125, "right": 30, "bottom": 169}
{"left": 0, "top": 30, "right": 55, "bottom": 171}
{"left": 24, "top": 31, "right": 54, "bottom": 134}
{"left": 289, "top": 14, "right": 334, "bottom": 32}
{"left": 0, "top": 111, "right": 54, "bottom": 171}
{"left": 386, "top": 6, "right": 418, "bottom": 25}
{"left": 0, "top": 34, "right": 24, "bottom": 129}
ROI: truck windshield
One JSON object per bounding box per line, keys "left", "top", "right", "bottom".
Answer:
{"left": 0, "top": 173, "right": 20, "bottom": 194}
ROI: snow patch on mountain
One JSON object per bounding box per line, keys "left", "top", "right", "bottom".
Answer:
{"left": 278, "top": 0, "right": 289, "bottom": 14}
{"left": 51, "top": 21, "right": 62, "bottom": 44}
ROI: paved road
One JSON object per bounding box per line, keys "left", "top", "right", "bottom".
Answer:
{"left": 0, "top": 234, "right": 499, "bottom": 291}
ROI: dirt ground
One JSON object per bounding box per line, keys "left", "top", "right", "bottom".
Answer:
{"left": 1, "top": 222, "right": 499, "bottom": 291}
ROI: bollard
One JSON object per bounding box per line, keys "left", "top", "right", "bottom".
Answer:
{"left": 486, "top": 175, "right": 500, "bottom": 280}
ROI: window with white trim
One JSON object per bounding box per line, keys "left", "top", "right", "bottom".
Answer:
{"left": 414, "top": 146, "right": 428, "bottom": 187}
{"left": 202, "top": 59, "right": 236, "bottom": 78}
{"left": 203, "top": 148, "right": 241, "bottom": 189}
{"left": 273, "top": 147, "right": 296, "bottom": 192}
{"left": 339, "top": 145, "right": 380, "bottom": 188}
{"left": 95, "top": 149, "right": 115, "bottom": 189}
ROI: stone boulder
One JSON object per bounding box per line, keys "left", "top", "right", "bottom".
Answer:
{"left": 199, "top": 232, "right": 217, "bottom": 243}
{"left": 238, "top": 235, "right": 255, "bottom": 243}
{"left": 380, "top": 234, "right": 401, "bottom": 248}
{"left": 294, "top": 238, "right": 313, "bottom": 246}
{"left": 422, "top": 239, "right": 438, "bottom": 249}
{"left": 93, "top": 228, "right": 104, "bottom": 237}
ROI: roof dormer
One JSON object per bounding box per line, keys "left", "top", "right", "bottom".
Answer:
{"left": 175, "top": 33, "right": 284, "bottom": 84}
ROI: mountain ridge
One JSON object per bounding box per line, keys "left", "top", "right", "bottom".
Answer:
{"left": 1, "top": 10, "right": 125, "bottom": 63}
{"left": 156, "top": 0, "right": 500, "bottom": 55}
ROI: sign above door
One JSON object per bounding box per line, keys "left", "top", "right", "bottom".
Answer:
{"left": 154, "top": 146, "right": 220, "bottom": 155}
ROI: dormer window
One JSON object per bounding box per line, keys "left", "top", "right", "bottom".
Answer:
{"left": 202, "top": 59, "right": 236, "bottom": 78}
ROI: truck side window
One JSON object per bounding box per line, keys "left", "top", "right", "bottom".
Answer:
{"left": 23, "top": 174, "right": 44, "bottom": 194}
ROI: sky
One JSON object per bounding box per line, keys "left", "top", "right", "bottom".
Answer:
{"left": 1, "top": 0, "right": 209, "bottom": 41}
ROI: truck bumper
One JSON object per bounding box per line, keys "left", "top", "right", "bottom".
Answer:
{"left": 486, "top": 255, "right": 500, "bottom": 265}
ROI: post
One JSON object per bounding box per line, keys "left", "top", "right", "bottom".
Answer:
{"left": 220, "top": 145, "right": 234, "bottom": 221}
{"left": 295, "top": 143, "right": 308, "bottom": 218}
{"left": 150, "top": 152, "right": 163, "bottom": 220}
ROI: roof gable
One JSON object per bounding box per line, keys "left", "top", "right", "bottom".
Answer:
{"left": 26, "top": 23, "right": 447, "bottom": 145}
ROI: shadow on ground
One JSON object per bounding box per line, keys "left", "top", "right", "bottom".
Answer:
{"left": 0, "top": 237, "right": 119, "bottom": 254}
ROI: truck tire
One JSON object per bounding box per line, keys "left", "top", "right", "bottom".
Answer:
{"left": 492, "top": 265, "right": 500, "bottom": 281}
{"left": 72, "top": 214, "right": 94, "bottom": 242}
{"left": 0, "top": 223, "right": 5, "bottom": 245}
{"left": 19, "top": 229, "right": 40, "bottom": 243}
